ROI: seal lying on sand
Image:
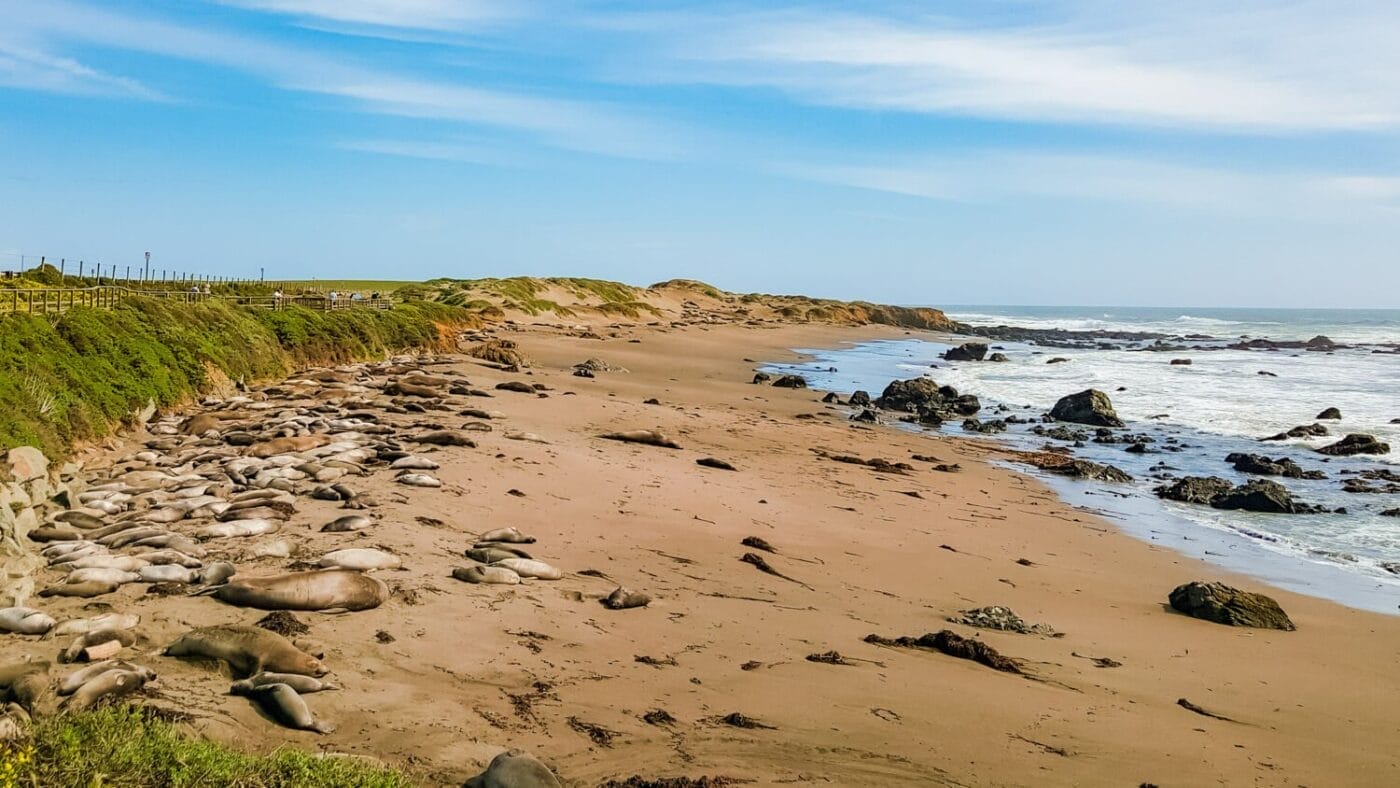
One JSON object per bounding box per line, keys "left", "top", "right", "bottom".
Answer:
{"left": 164, "top": 624, "right": 327, "bottom": 677}
{"left": 205, "top": 570, "right": 389, "bottom": 612}
{"left": 318, "top": 548, "right": 400, "bottom": 571}
{"left": 230, "top": 672, "right": 337, "bottom": 694}
{"left": 490, "top": 558, "right": 562, "bottom": 580}
{"left": 0, "top": 607, "right": 56, "bottom": 635}
{"left": 464, "top": 749, "right": 563, "bottom": 788}
{"left": 451, "top": 565, "right": 521, "bottom": 585}
{"left": 599, "top": 430, "right": 682, "bottom": 449}
{"left": 63, "top": 667, "right": 151, "bottom": 711}
{"left": 477, "top": 527, "right": 536, "bottom": 545}
{"left": 243, "top": 682, "right": 335, "bottom": 734}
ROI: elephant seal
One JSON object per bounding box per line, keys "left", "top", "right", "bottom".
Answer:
{"left": 9, "top": 670, "right": 50, "bottom": 712}
{"left": 599, "top": 430, "right": 682, "bottom": 449}
{"left": 53, "top": 613, "right": 140, "bottom": 637}
{"left": 53, "top": 511, "right": 106, "bottom": 530}
{"left": 321, "top": 515, "right": 371, "bottom": 533}
{"left": 0, "top": 607, "right": 56, "bottom": 635}
{"left": 140, "top": 565, "right": 199, "bottom": 584}
{"left": 40, "top": 581, "right": 118, "bottom": 599}
{"left": 389, "top": 456, "right": 439, "bottom": 471}
{"left": 58, "top": 660, "right": 154, "bottom": 696}
{"left": 200, "top": 562, "right": 238, "bottom": 586}
{"left": 165, "top": 624, "right": 327, "bottom": 677}
{"left": 63, "top": 668, "right": 149, "bottom": 711}
{"left": 66, "top": 567, "right": 140, "bottom": 586}
{"left": 60, "top": 629, "right": 138, "bottom": 663}
{"left": 490, "top": 559, "right": 562, "bottom": 581}
{"left": 245, "top": 683, "right": 335, "bottom": 734}
{"left": 464, "top": 749, "right": 562, "bottom": 788}
{"left": 229, "top": 672, "right": 337, "bottom": 694}
{"left": 465, "top": 547, "right": 530, "bottom": 564}
{"left": 473, "top": 542, "right": 534, "bottom": 558}
{"left": 318, "top": 549, "right": 400, "bottom": 571}
{"left": 208, "top": 570, "right": 388, "bottom": 612}
{"left": 396, "top": 473, "right": 442, "bottom": 488}
{"left": 601, "top": 587, "right": 652, "bottom": 610}
{"left": 247, "top": 435, "right": 331, "bottom": 459}
{"left": 197, "top": 519, "right": 279, "bottom": 540}
{"left": 478, "top": 527, "right": 536, "bottom": 545}
{"left": 451, "top": 565, "right": 521, "bottom": 585}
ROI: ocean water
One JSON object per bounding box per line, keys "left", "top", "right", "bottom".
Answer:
{"left": 763, "top": 306, "right": 1400, "bottom": 614}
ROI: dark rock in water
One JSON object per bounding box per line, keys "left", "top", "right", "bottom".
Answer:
{"left": 1224, "top": 453, "right": 1325, "bottom": 480}
{"left": 1170, "top": 358, "right": 1192, "bottom": 366}
{"left": 821, "top": 392, "right": 840, "bottom": 404}
{"left": 1032, "top": 425, "right": 1089, "bottom": 442}
{"left": 942, "top": 342, "right": 988, "bottom": 361}
{"left": 1261, "top": 423, "right": 1328, "bottom": 441}
{"left": 1050, "top": 389, "right": 1124, "bottom": 427}
{"left": 874, "top": 378, "right": 942, "bottom": 412}
{"left": 1381, "top": 561, "right": 1400, "bottom": 574}
{"left": 852, "top": 409, "right": 878, "bottom": 423}
{"left": 848, "top": 390, "right": 871, "bottom": 407}
{"left": 1156, "top": 476, "right": 1235, "bottom": 505}
{"left": 1315, "top": 407, "right": 1342, "bottom": 420}
{"left": 962, "top": 418, "right": 1007, "bottom": 434}
{"left": 751, "top": 372, "right": 770, "bottom": 384}
{"left": 771, "top": 374, "right": 807, "bottom": 389}
{"left": 1317, "top": 433, "right": 1390, "bottom": 456}
{"left": 1341, "top": 478, "right": 1400, "bottom": 494}
{"left": 1168, "top": 581, "right": 1295, "bottom": 630}
{"left": 1024, "top": 454, "right": 1132, "bottom": 483}
{"left": 1391, "top": 418, "right": 1400, "bottom": 424}
{"left": 1211, "top": 479, "right": 1322, "bottom": 514}
{"left": 1047, "top": 357, "right": 1070, "bottom": 364}
{"left": 1382, "top": 508, "right": 1400, "bottom": 517}
{"left": 988, "top": 352, "right": 1008, "bottom": 362}
{"left": 1258, "top": 370, "right": 1277, "bottom": 377}
{"left": 950, "top": 394, "right": 981, "bottom": 416}
{"left": 1125, "top": 442, "right": 1150, "bottom": 453}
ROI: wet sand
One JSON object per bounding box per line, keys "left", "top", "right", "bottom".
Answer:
{"left": 18, "top": 320, "right": 1400, "bottom": 786}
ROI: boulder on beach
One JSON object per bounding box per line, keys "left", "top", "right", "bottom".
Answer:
{"left": 1317, "top": 434, "right": 1390, "bottom": 456}
{"left": 988, "top": 352, "right": 1008, "bottom": 362}
{"left": 874, "top": 378, "right": 942, "bottom": 412}
{"left": 1169, "top": 581, "right": 1295, "bottom": 630}
{"left": 772, "top": 374, "right": 808, "bottom": 389}
{"left": 942, "top": 342, "right": 988, "bottom": 362}
{"left": 1315, "top": 407, "right": 1342, "bottom": 420}
{"left": 1050, "top": 389, "right": 1124, "bottom": 428}
{"left": 1155, "top": 476, "right": 1234, "bottom": 505}
{"left": 751, "top": 372, "right": 771, "bottom": 384}
{"left": 848, "top": 390, "right": 871, "bottom": 407}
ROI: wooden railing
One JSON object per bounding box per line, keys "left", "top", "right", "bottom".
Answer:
{"left": 0, "top": 287, "right": 393, "bottom": 315}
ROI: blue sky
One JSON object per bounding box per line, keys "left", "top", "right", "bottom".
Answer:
{"left": 2, "top": 1, "right": 1398, "bottom": 307}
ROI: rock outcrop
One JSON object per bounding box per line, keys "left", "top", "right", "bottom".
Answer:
{"left": 942, "top": 342, "right": 988, "bottom": 362}
{"left": 1156, "top": 476, "right": 1324, "bottom": 513}
{"left": 1168, "top": 581, "right": 1295, "bottom": 630}
{"left": 1317, "top": 434, "right": 1390, "bottom": 456}
{"left": 1224, "top": 453, "right": 1325, "bottom": 480}
{"left": 873, "top": 378, "right": 980, "bottom": 419}
{"left": 1049, "top": 389, "right": 1124, "bottom": 427}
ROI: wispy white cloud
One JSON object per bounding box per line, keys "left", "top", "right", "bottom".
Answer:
{"left": 620, "top": 2, "right": 1400, "bottom": 133}
{"left": 779, "top": 152, "right": 1400, "bottom": 218}
{"left": 336, "top": 138, "right": 513, "bottom": 167}
{"left": 218, "top": 0, "right": 513, "bottom": 31}
{"left": 0, "top": 39, "right": 164, "bottom": 100}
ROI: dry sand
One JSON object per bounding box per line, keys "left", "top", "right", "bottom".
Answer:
{"left": 19, "top": 320, "right": 1400, "bottom": 786}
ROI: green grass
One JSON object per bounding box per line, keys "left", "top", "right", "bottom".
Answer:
{"left": 273, "top": 280, "right": 415, "bottom": 293}
{"left": 0, "top": 297, "right": 476, "bottom": 457}
{"left": 2, "top": 706, "right": 412, "bottom": 787}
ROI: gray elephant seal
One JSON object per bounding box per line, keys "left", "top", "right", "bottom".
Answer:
{"left": 229, "top": 672, "right": 337, "bottom": 694}
{"left": 451, "top": 565, "right": 521, "bottom": 585}
{"left": 58, "top": 660, "right": 155, "bottom": 696}
{"left": 207, "top": 570, "right": 388, "bottom": 612}
{"left": 601, "top": 587, "right": 652, "bottom": 610}
{"left": 62, "top": 668, "right": 149, "bottom": 711}
{"left": 39, "top": 580, "right": 118, "bottom": 599}
{"left": 199, "top": 561, "right": 238, "bottom": 586}
{"left": 472, "top": 542, "right": 533, "bottom": 558}
{"left": 465, "top": 547, "right": 530, "bottom": 564}
{"left": 464, "top": 749, "right": 562, "bottom": 788}
{"left": 245, "top": 682, "right": 335, "bottom": 734}
{"left": 164, "top": 624, "right": 327, "bottom": 677}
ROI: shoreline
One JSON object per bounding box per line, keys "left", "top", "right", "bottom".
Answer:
{"left": 6, "top": 318, "right": 1400, "bottom": 786}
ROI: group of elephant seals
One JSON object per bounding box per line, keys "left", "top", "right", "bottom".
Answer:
{"left": 164, "top": 624, "right": 326, "bottom": 677}
{"left": 206, "top": 569, "right": 389, "bottom": 612}
{"left": 464, "top": 749, "right": 562, "bottom": 788}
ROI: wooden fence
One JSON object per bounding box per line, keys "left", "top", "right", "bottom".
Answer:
{"left": 0, "top": 287, "right": 392, "bottom": 316}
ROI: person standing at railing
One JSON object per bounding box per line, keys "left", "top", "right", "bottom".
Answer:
{"left": 328, "top": 290, "right": 338, "bottom": 309}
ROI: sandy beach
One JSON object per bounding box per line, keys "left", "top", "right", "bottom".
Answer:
{"left": 12, "top": 318, "right": 1400, "bottom": 787}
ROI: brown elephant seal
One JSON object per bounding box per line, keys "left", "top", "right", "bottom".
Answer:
{"left": 245, "top": 682, "right": 335, "bottom": 734}
{"left": 199, "top": 561, "right": 238, "bottom": 586}
{"left": 599, "top": 430, "right": 682, "bottom": 449}
{"left": 477, "top": 527, "right": 536, "bottom": 545}
{"left": 490, "top": 559, "right": 562, "bottom": 581}
{"left": 60, "top": 629, "right": 139, "bottom": 663}
{"left": 464, "top": 749, "right": 562, "bottom": 788}
{"left": 164, "top": 624, "right": 327, "bottom": 677}
{"left": 601, "top": 587, "right": 652, "bottom": 610}
{"left": 9, "top": 670, "right": 51, "bottom": 712}
{"left": 247, "top": 435, "right": 331, "bottom": 458}
{"left": 472, "top": 542, "right": 534, "bottom": 558}
{"left": 465, "top": 547, "right": 530, "bottom": 564}
{"left": 39, "top": 580, "right": 118, "bottom": 599}
{"left": 451, "top": 565, "right": 521, "bottom": 585}
{"left": 229, "top": 672, "right": 337, "bottom": 695}
{"left": 207, "top": 570, "right": 388, "bottom": 612}
{"left": 0, "top": 660, "right": 50, "bottom": 689}
{"left": 62, "top": 668, "right": 149, "bottom": 711}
